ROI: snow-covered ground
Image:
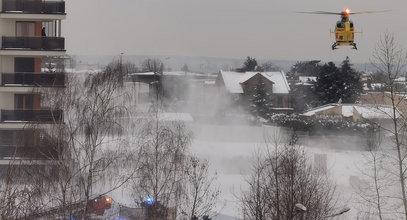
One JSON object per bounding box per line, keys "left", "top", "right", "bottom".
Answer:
{"left": 92, "top": 110, "right": 397, "bottom": 219}
{"left": 190, "top": 123, "right": 374, "bottom": 219}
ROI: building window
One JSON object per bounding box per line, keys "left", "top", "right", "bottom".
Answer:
{"left": 15, "top": 94, "right": 34, "bottom": 109}
{"left": 15, "top": 57, "right": 35, "bottom": 72}
{"left": 0, "top": 130, "right": 20, "bottom": 146}
{"left": 16, "top": 22, "right": 35, "bottom": 36}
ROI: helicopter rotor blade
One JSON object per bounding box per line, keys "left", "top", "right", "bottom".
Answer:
{"left": 295, "top": 11, "right": 342, "bottom": 15}
{"left": 350, "top": 10, "right": 391, "bottom": 15}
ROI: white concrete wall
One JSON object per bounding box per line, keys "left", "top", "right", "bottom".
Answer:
{"left": 0, "top": 92, "right": 14, "bottom": 109}
{"left": 0, "top": 56, "right": 14, "bottom": 73}
{"left": 0, "top": 19, "right": 15, "bottom": 36}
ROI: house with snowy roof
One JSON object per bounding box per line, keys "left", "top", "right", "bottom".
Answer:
{"left": 215, "top": 70, "right": 292, "bottom": 111}
{"left": 301, "top": 103, "right": 402, "bottom": 126}
{"left": 360, "top": 92, "right": 407, "bottom": 117}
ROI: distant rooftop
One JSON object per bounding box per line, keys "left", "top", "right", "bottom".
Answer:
{"left": 128, "top": 71, "right": 214, "bottom": 77}
{"left": 219, "top": 70, "right": 290, "bottom": 94}
{"left": 302, "top": 103, "right": 402, "bottom": 120}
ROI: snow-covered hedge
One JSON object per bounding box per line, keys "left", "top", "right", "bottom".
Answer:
{"left": 269, "top": 113, "right": 376, "bottom": 132}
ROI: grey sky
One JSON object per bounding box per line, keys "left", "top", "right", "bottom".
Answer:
{"left": 64, "top": 0, "right": 407, "bottom": 63}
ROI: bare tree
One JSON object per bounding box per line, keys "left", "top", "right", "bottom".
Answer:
{"left": 241, "top": 132, "right": 338, "bottom": 220}
{"left": 181, "top": 156, "right": 220, "bottom": 220}
{"left": 0, "top": 163, "right": 48, "bottom": 220}
{"left": 369, "top": 32, "right": 407, "bottom": 219}
{"left": 106, "top": 59, "right": 139, "bottom": 75}
{"left": 142, "top": 58, "right": 164, "bottom": 74}
{"left": 71, "top": 62, "right": 137, "bottom": 219}
{"left": 355, "top": 128, "right": 394, "bottom": 220}
{"left": 42, "top": 56, "right": 65, "bottom": 73}
{"left": 21, "top": 60, "right": 137, "bottom": 220}
{"left": 132, "top": 117, "right": 191, "bottom": 219}
{"left": 241, "top": 152, "right": 269, "bottom": 220}
{"left": 0, "top": 59, "right": 141, "bottom": 219}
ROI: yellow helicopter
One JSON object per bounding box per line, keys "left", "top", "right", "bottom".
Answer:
{"left": 298, "top": 9, "right": 388, "bottom": 50}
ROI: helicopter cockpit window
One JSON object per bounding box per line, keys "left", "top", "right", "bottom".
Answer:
{"left": 350, "top": 21, "right": 354, "bottom": 28}
{"left": 336, "top": 22, "right": 344, "bottom": 28}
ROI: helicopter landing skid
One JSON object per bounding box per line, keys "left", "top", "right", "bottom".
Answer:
{"left": 331, "top": 42, "right": 358, "bottom": 50}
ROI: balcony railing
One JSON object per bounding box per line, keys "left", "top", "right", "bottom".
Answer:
{"left": 1, "top": 72, "right": 65, "bottom": 87}
{"left": 2, "top": 0, "right": 65, "bottom": 14}
{"left": 0, "top": 146, "right": 58, "bottom": 160}
{"left": 2, "top": 36, "right": 65, "bottom": 51}
{"left": 0, "top": 130, "right": 60, "bottom": 159}
{"left": 0, "top": 109, "right": 63, "bottom": 123}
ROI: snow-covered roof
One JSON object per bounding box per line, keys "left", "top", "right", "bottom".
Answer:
{"left": 219, "top": 70, "right": 290, "bottom": 94}
{"left": 220, "top": 71, "right": 245, "bottom": 93}
{"left": 272, "top": 108, "right": 295, "bottom": 110}
{"left": 64, "top": 68, "right": 102, "bottom": 74}
{"left": 363, "top": 83, "right": 384, "bottom": 89}
{"left": 128, "top": 72, "right": 155, "bottom": 76}
{"left": 295, "top": 82, "right": 314, "bottom": 86}
{"left": 163, "top": 71, "right": 206, "bottom": 76}
{"left": 299, "top": 76, "right": 317, "bottom": 83}
{"left": 302, "top": 104, "right": 402, "bottom": 120}
{"left": 341, "top": 105, "right": 354, "bottom": 117}
{"left": 301, "top": 105, "right": 337, "bottom": 116}
{"left": 353, "top": 106, "right": 401, "bottom": 119}
{"left": 128, "top": 71, "right": 207, "bottom": 76}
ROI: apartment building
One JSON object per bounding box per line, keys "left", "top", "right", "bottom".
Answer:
{"left": 0, "top": 0, "right": 66, "bottom": 178}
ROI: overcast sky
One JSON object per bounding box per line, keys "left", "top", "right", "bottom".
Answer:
{"left": 64, "top": 0, "right": 407, "bottom": 63}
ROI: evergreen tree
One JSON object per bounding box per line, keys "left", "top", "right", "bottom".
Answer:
{"left": 339, "top": 57, "right": 363, "bottom": 103}
{"left": 243, "top": 56, "right": 258, "bottom": 71}
{"left": 251, "top": 78, "right": 273, "bottom": 118}
{"left": 315, "top": 57, "right": 362, "bottom": 104}
{"left": 315, "top": 62, "right": 341, "bottom": 104}
{"left": 181, "top": 64, "right": 189, "bottom": 72}
{"left": 291, "top": 84, "right": 319, "bottom": 112}
{"left": 290, "top": 60, "right": 322, "bottom": 76}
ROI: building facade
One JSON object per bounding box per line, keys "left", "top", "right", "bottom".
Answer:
{"left": 0, "top": 0, "right": 66, "bottom": 177}
{"left": 215, "top": 71, "right": 292, "bottom": 112}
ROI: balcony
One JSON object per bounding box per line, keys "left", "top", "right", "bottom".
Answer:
{"left": 0, "top": 130, "right": 60, "bottom": 160}
{"left": 1, "top": 72, "right": 65, "bottom": 87}
{"left": 0, "top": 109, "right": 63, "bottom": 123}
{"left": 2, "top": 36, "right": 65, "bottom": 51}
{"left": 0, "top": 146, "right": 58, "bottom": 160}
{"left": 2, "top": 0, "right": 65, "bottom": 14}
